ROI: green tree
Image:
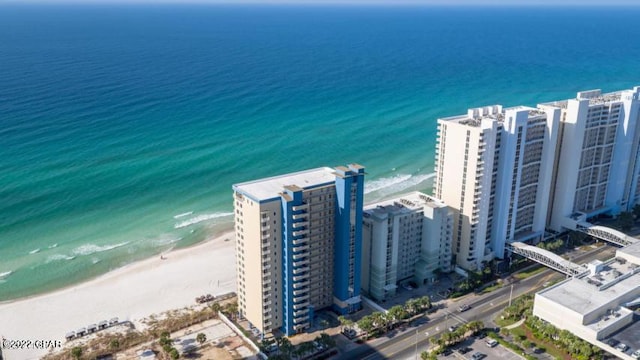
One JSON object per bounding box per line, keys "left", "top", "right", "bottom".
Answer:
{"left": 71, "top": 346, "right": 83, "bottom": 360}
{"left": 357, "top": 315, "right": 374, "bottom": 338}
{"left": 618, "top": 211, "right": 634, "bottom": 231}
{"left": 316, "top": 333, "right": 336, "bottom": 348}
{"left": 196, "top": 332, "right": 207, "bottom": 345}
{"left": 109, "top": 339, "right": 120, "bottom": 350}
{"left": 169, "top": 347, "right": 180, "bottom": 359}
{"left": 388, "top": 305, "right": 408, "bottom": 323}
{"left": 338, "top": 315, "right": 354, "bottom": 331}
{"left": 278, "top": 337, "right": 293, "bottom": 356}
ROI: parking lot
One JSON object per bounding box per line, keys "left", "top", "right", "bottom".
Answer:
{"left": 438, "top": 337, "right": 525, "bottom": 360}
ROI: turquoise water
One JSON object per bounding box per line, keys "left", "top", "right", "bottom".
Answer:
{"left": 1, "top": 4, "right": 640, "bottom": 301}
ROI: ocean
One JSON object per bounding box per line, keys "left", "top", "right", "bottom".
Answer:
{"left": 1, "top": 3, "right": 640, "bottom": 301}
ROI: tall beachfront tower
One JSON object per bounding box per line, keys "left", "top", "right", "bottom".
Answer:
{"left": 544, "top": 87, "right": 640, "bottom": 231}
{"left": 434, "top": 105, "right": 559, "bottom": 270}
{"left": 232, "top": 164, "right": 365, "bottom": 336}
{"left": 361, "top": 192, "right": 453, "bottom": 302}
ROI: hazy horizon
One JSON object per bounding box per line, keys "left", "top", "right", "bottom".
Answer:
{"left": 3, "top": 0, "right": 640, "bottom": 6}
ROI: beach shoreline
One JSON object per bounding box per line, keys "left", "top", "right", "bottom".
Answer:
{"left": 0, "top": 231, "right": 237, "bottom": 360}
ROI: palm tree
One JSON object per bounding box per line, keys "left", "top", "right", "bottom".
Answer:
{"left": 210, "top": 302, "right": 222, "bottom": 316}
{"left": 388, "top": 305, "right": 408, "bottom": 324}
{"left": 196, "top": 332, "right": 207, "bottom": 345}
{"left": 71, "top": 347, "right": 83, "bottom": 360}
{"left": 357, "top": 315, "right": 374, "bottom": 339}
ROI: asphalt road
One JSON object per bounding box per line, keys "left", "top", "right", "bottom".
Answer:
{"left": 336, "top": 245, "right": 616, "bottom": 360}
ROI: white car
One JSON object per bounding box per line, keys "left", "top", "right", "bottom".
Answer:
{"left": 616, "top": 343, "right": 629, "bottom": 352}
{"left": 631, "top": 350, "right": 640, "bottom": 359}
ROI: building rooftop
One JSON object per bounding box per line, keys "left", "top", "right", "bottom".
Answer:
{"left": 537, "top": 257, "right": 640, "bottom": 315}
{"left": 363, "top": 191, "right": 446, "bottom": 219}
{"left": 233, "top": 167, "right": 337, "bottom": 201}
{"left": 439, "top": 105, "right": 543, "bottom": 127}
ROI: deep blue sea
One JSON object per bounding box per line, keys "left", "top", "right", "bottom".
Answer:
{"left": 1, "top": 4, "right": 640, "bottom": 301}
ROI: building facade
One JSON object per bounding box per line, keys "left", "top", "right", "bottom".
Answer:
{"left": 434, "top": 105, "right": 559, "bottom": 269}
{"left": 361, "top": 192, "right": 453, "bottom": 301}
{"left": 545, "top": 87, "right": 640, "bottom": 231}
{"left": 232, "top": 164, "right": 365, "bottom": 336}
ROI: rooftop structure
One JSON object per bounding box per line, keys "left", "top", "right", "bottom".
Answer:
{"left": 361, "top": 192, "right": 453, "bottom": 301}
{"left": 533, "top": 241, "right": 640, "bottom": 359}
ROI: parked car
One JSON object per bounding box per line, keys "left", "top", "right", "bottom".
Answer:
{"left": 485, "top": 339, "right": 498, "bottom": 348}
{"left": 607, "top": 338, "right": 620, "bottom": 347}
{"left": 615, "top": 343, "right": 629, "bottom": 352}
{"left": 631, "top": 350, "right": 640, "bottom": 359}
{"left": 448, "top": 325, "right": 457, "bottom": 332}
{"left": 471, "top": 352, "right": 485, "bottom": 360}
{"left": 457, "top": 346, "right": 472, "bottom": 354}
{"left": 442, "top": 348, "right": 452, "bottom": 356}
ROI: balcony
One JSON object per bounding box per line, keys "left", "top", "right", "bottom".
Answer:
{"left": 292, "top": 204, "right": 309, "bottom": 212}
{"left": 294, "top": 308, "right": 309, "bottom": 318}
{"left": 262, "top": 271, "right": 272, "bottom": 279}
{"left": 264, "top": 314, "right": 272, "bottom": 320}
{"left": 293, "top": 244, "right": 309, "bottom": 253}
{"left": 292, "top": 214, "right": 306, "bottom": 220}
{"left": 293, "top": 266, "right": 308, "bottom": 275}
{"left": 293, "top": 258, "right": 309, "bottom": 267}
{"left": 292, "top": 229, "right": 308, "bottom": 237}
{"left": 293, "top": 221, "right": 308, "bottom": 229}
{"left": 264, "top": 300, "right": 272, "bottom": 306}
{"left": 262, "top": 264, "right": 271, "bottom": 271}
{"left": 293, "top": 280, "right": 309, "bottom": 289}
{"left": 293, "top": 287, "right": 308, "bottom": 296}
{"left": 292, "top": 238, "right": 307, "bottom": 246}
{"left": 292, "top": 253, "right": 306, "bottom": 261}
{"left": 292, "top": 273, "right": 308, "bottom": 282}
{"left": 293, "top": 293, "right": 309, "bottom": 302}
{"left": 293, "top": 318, "right": 309, "bottom": 327}
{"left": 293, "top": 300, "right": 309, "bottom": 310}
{"left": 262, "top": 256, "right": 271, "bottom": 263}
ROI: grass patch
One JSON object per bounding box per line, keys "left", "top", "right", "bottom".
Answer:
{"left": 480, "top": 282, "right": 503, "bottom": 294}
{"left": 513, "top": 266, "right": 545, "bottom": 280}
{"left": 494, "top": 316, "right": 519, "bottom": 327}
{"left": 518, "top": 324, "right": 570, "bottom": 360}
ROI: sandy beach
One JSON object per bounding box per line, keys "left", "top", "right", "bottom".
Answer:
{"left": 0, "top": 232, "right": 237, "bottom": 360}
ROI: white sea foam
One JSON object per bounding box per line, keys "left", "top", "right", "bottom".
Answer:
{"left": 150, "top": 234, "right": 182, "bottom": 247}
{"left": 91, "top": 258, "right": 101, "bottom": 265}
{"left": 29, "top": 248, "right": 41, "bottom": 254}
{"left": 71, "top": 242, "right": 129, "bottom": 256}
{"left": 48, "top": 243, "right": 58, "bottom": 249}
{"left": 174, "top": 212, "right": 233, "bottom": 229}
{"left": 46, "top": 254, "right": 76, "bottom": 263}
{"left": 365, "top": 173, "right": 435, "bottom": 197}
{"left": 364, "top": 174, "right": 412, "bottom": 194}
{"left": 173, "top": 211, "right": 193, "bottom": 219}
{"left": 0, "top": 271, "right": 13, "bottom": 279}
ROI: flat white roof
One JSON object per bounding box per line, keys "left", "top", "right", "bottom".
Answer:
{"left": 537, "top": 259, "right": 640, "bottom": 315}
{"left": 233, "top": 167, "right": 336, "bottom": 201}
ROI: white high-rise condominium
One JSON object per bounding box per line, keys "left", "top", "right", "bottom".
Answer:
{"left": 544, "top": 87, "right": 640, "bottom": 231}
{"left": 434, "top": 105, "right": 560, "bottom": 270}
{"left": 361, "top": 191, "right": 453, "bottom": 302}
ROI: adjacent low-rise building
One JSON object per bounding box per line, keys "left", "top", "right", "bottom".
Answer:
{"left": 533, "top": 242, "right": 640, "bottom": 359}
{"left": 361, "top": 192, "right": 453, "bottom": 302}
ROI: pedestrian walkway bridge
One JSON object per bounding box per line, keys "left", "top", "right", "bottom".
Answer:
{"left": 576, "top": 222, "right": 638, "bottom": 247}
{"left": 507, "top": 242, "right": 588, "bottom": 276}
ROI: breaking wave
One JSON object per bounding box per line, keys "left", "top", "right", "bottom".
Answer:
{"left": 71, "top": 242, "right": 129, "bottom": 256}
{"left": 29, "top": 248, "right": 40, "bottom": 254}
{"left": 174, "top": 212, "right": 233, "bottom": 229}
{"left": 173, "top": 211, "right": 193, "bottom": 219}
{"left": 0, "top": 271, "right": 13, "bottom": 279}
{"left": 46, "top": 254, "right": 76, "bottom": 263}
{"left": 364, "top": 173, "right": 435, "bottom": 196}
